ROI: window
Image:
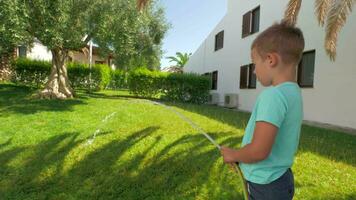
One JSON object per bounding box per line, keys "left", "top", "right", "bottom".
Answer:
{"left": 242, "top": 6, "right": 260, "bottom": 38}
{"left": 18, "top": 45, "right": 27, "bottom": 57}
{"left": 215, "top": 31, "right": 224, "bottom": 51}
{"left": 212, "top": 71, "right": 218, "bottom": 90}
{"left": 298, "top": 50, "right": 315, "bottom": 88}
{"left": 248, "top": 64, "right": 257, "bottom": 88}
{"left": 240, "top": 65, "right": 248, "bottom": 89}
{"left": 240, "top": 64, "right": 256, "bottom": 89}
{"left": 251, "top": 7, "right": 260, "bottom": 34}
{"left": 203, "top": 71, "right": 218, "bottom": 90}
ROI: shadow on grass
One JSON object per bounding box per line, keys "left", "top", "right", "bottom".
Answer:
{"left": 298, "top": 125, "right": 356, "bottom": 167}
{"left": 174, "top": 102, "right": 356, "bottom": 166}
{"left": 71, "top": 90, "right": 356, "bottom": 167}
{"left": 0, "top": 127, "right": 246, "bottom": 199}
{"left": 0, "top": 83, "right": 86, "bottom": 115}
{"left": 0, "top": 139, "right": 12, "bottom": 150}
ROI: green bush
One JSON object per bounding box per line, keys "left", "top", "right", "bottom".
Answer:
{"left": 128, "top": 68, "right": 167, "bottom": 98}
{"left": 11, "top": 58, "right": 210, "bottom": 103}
{"left": 67, "top": 63, "right": 111, "bottom": 90}
{"left": 107, "top": 70, "right": 127, "bottom": 89}
{"left": 11, "top": 58, "right": 51, "bottom": 87}
{"left": 128, "top": 68, "right": 211, "bottom": 103}
{"left": 164, "top": 73, "right": 211, "bottom": 104}
{"left": 11, "top": 58, "right": 113, "bottom": 90}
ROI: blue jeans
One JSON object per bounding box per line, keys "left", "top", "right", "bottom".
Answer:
{"left": 246, "top": 168, "right": 294, "bottom": 200}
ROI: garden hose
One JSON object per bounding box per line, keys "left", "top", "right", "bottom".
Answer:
{"left": 151, "top": 101, "right": 249, "bottom": 200}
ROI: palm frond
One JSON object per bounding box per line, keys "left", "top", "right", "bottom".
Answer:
{"left": 283, "top": 0, "right": 302, "bottom": 26}
{"left": 137, "top": 0, "right": 150, "bottom": 11}
{"left": 315, "top": 0, "right": 333, "bottom": 26}
{"left": 166, "top": 56, "right": 180, "bottom": 63}
{"left": 176, "top": 52, "right": 184, "bottom": 59}
{"left": 325, "top": 0, "right": 355, "bottom": 61}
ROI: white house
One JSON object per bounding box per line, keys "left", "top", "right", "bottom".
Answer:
{"left": 17, "top": 39, "right": 116, "bottom": 69}
{"left": 185, "top": 0, "right": 356, "bottom": 131}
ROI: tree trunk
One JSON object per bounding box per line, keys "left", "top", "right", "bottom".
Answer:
{"left": 0, "top": 49, "right": 16, "bottom": 81}
{"left": 38, "top": 49, "right": 74, "bottom": 99}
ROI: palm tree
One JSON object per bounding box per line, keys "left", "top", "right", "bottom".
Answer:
{"left": 284, "top": 0, "right": 355, "bottom": 61}
{"left": 166, "top": 52, "right": 192, "bottom": 73}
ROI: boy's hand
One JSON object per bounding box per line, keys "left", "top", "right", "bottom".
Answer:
{"left": 220, "top": 146, "right": 238, "bottom": 163}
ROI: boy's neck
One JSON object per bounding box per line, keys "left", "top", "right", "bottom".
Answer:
{"left": 271, "top": 65, "right": 297, "bottom": 86}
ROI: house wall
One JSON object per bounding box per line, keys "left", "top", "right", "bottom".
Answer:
{"left": 69, "top": 51, "right": 108, "bottom": 65}
{"left": 185, "top": 0, "right": 356, "bottom": 130}
{"left": 20, "top": 40, "right": 115, "bottom": 69}
{"left": 25, "top": 40, "right": 52, "bottom": 61}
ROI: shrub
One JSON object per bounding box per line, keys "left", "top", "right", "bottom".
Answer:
{"left": 12, "top": 58, "right": 112, "bottom": 90}
{"left": 107, "top": 70, "right": 127, "bottom": 89}
{"left": 127, "top": 68, "right": 167, "bottom": 98}
{"left": 67, "top": 63, "right": 111, "bottom": 90}
{"left": 164, "top": 73, "right": 211, "bottom": 104}
{"left": 128, "top": 68, "right": 211, "bottom": 103}
{"left": 11, "top": 58, "right": 51, "bottom": 87}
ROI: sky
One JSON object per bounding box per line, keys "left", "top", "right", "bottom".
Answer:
{"left": 158, "top": 0, "right": 227, "bottom": 69}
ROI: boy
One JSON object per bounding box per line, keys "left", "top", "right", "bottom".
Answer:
{"left": 220, "top": 22, "right": 305, "bottom": 200}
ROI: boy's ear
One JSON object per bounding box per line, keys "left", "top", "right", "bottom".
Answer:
{"left": 266, "top": 53, "right": 279, "bottom": 68}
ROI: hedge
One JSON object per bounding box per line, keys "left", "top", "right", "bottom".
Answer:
{"left": 11, "top": 58, "right": 211, "bottom": 104}
{"left": 128, "top": 68, "right": 211, "bottom": 104}
{"left": 11, "top": 58, "right": 119, "bottom": 90}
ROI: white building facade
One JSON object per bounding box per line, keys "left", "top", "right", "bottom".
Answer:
{"left": 185, "top": 0, "right": 356, "bottom": 130}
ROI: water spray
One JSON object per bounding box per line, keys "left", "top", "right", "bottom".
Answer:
{"left": 151, "top": 101, "right": 249, "bottom": 200}
{"left": 86, "top": 112, "right": 117, "bottom": 145}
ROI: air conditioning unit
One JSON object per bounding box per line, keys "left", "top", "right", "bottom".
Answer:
{"left": 208, "top": 93, "right": 219, "bottom": 105}
{"left": 224, "top": 93, "right": 238, "bottom": 108}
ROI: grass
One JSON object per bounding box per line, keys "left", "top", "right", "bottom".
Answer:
{"left": 0, "top": 83, "right": 355, "bottom": 200}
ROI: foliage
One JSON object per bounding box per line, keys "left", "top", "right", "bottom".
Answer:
{"left": 67, "top": 63, "right": 111, "bottom": 90}
{"left": 164, "top": 73, "right": 211, "bottom": 104}
{"left": 127, "top": 68, "right": 167, "bottom": 98}
{"left": 128, "top": 68, "right": 210, "bottom": 103}
{"left": 11, "top": 58, "right": 114, "bottom": 90}
{"left": 11, "top": 58, "right": 51, "bottom": 87}
{"left": 283, "top": 0, "right": 356, "bottom": 60}
{"left": 166, "top": 52, "right": 192, "bottom": 69}
{"left": 90, "top": 0, "right": 169, "bottom": 70}
{"left": 107, "top": 70, "right": 127, "bottom": 89}
{"left": 0, "top": 0, "right": 31, "bottom": 55}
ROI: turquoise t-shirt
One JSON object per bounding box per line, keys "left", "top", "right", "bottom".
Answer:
{"left": 239, "top": 82, "right": 303, "bottom": 184}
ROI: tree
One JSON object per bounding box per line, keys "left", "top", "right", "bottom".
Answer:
{"left": 0, "top": 0, "right": 167, "bottom": 99}
{"left": 93, "top": 0, "right": 169, "bottom": 71}
{"left": 0, "top": 0, "right": 31, "bottom": 80}
{"left": 166, "top": 52, "right": 191, "bottom": 68}
{"left": 283, "top": 0, "right": 355, "bottom": 61}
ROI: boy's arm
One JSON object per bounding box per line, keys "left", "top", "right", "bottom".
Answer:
{"left": 221, "top": 121, "right": 278, "bottom": 164}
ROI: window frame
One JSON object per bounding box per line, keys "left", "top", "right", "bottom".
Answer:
{"left": 297, "top": 50, "right": 316, "bottom": 88}
{"left": 212, "top": 70, "right": 218, "bottom": 90}
{"left": 248, "top": 64, "right": 257, "bottom": 89}
{"left": 240, "top": 65, "right": 249, "bottom": 89}
{"left": 240, "top": 64, "right": 257, "bottom": 89}
{"left": 215, "top": 31, "right": 224, "bottom": 51}
{"left": 242, "top": 6, "right": 260, "bottom": 38}
{"left": 18, "top": 45, "right": 27, "bottom": 58}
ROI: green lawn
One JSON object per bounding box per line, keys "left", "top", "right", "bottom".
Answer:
{"left": 0, "top": 83, "right": 355, "bottom": 200}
